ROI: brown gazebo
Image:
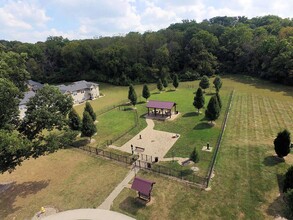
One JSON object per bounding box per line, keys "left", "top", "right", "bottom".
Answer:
{"left": 131, "top": 177, "right": 155, "bottom": 201}
{"left": 146, "top": 100, "right": 177, "bottom": 118}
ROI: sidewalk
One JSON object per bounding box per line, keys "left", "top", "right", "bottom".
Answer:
{"left": 98, "top": 167, "right": 139, "bottom": 210}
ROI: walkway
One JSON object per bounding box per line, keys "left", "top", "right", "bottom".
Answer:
{"left": 110, "top": 119, "right": 180, "bottom": 159}
{"left": 98, "top": 167, "right": 139, "bottom": 210}
{"left": 42, "top": 209, "right": 135, "bottom": 220}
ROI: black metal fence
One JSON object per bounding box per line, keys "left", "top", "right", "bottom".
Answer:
{"left": 205, "top": 90, "right": 234, "bottom": 188}
{"left": 79, "top": 145, "right": 139, "bottom": 165}
{"left": 134, "top": 160, "right": 205, "bottom": 186}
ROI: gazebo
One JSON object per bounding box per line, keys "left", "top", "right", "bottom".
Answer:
{"left": 146, "top": 100, "right": 177, "bottom": 118}
{"left": 131, "top": 177, "right": 155, "bottom": 201}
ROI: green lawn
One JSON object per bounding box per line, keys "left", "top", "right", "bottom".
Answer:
{"left": 112, "top": 75, "right": 293, "bottom": 219}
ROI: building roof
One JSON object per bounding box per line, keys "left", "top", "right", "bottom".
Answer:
{"left": 19, "top": 91, "right": 35, "bottom": 105}
{"left": 57, "top": 80, "right": 99, "bottom": 94}
{"left": 131, "top": 177, "right": 155, "bottom": 195}
{"left": 146, "top": 100, "right": 176, "bottom": 109}
{"left": 27, "top": 80, "right": 43, "bottom": 90}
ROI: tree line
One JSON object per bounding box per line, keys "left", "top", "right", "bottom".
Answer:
{"left": 1, "top": 15, "right": 293, "bottom": 86}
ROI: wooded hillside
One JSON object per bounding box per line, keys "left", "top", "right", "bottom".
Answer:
{"left": 1, "top": 15, "right": 293, "bottom": 86}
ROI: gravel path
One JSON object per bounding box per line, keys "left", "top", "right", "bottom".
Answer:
{"left": 110, "top": 119, "right": 180, "bottom": 159}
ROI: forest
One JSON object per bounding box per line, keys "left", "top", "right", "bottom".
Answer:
{"left": 1, "top": 15, "right": 293, "bottom": 86}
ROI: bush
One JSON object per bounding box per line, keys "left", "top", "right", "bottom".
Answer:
{"left": 274, "top": 129, "right": 291, "bottom": 158}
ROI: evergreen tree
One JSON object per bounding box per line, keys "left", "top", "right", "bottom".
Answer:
{"left": 142, "top": 84, "right": 150, "bottom": 101}
{"left": 274, "top": 129, "right": 291, "bottom": 158}
{"left": 157, "top": 79, "right": 163, "bottom": 92}
{"left": 199, "top": 75, "right": 210, "bottom": 92}
{"left": 215, "top": 92, "right": 222, "bottom": 109}
{"left": 205, "top": 95, "right": 220, "bottom": 122}
{"left": 128, "top": 84, "right": 137, "bottom": 106}
{"left": 162, "top": 78, "right": 168, "bottom": 89}
{"left": 213, "top": 76, "right": 223, "bottom": 92}
{"left": 193, "top": 88, "right": 205, "bottom": 113}
{"left": 173, "top": 74, "right": 179, "bottom": 89}
{"left": 190, "top": 147, "right": 199, "bottom": 163}
{"left": 84, "top": 102, "right": 96, "bottom": 121}
{"left": 68, "top": 108, "right": 81, "bottom": 130}
{"left": 81, "top": 111, "right": 97, "bottom": 141}
{"left": 284, "top": 166, "right": 293, "bottom": 192}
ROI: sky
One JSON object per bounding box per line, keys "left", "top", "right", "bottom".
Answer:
{"left": 0, "top": 0, "right": 292, "bottom": 43}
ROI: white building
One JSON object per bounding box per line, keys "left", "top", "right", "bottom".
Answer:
{"left": 57, "top": 80, "right": 100, "bottom": 104}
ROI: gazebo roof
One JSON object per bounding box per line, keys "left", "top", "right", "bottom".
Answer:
{"left": 146, "top": 100, "right": 176, "bottom": 110}
{"left": 131, "top": 177, "right": 155, "bottom": 195}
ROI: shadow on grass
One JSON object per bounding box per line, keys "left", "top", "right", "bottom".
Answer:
{"left": 119, "top": 196, "right": 146, "bottom": 215}
{"left": 181, "top": 169, "right": 194, "bottom": 176}
{"left": 194, "top": 122, "right": 213, "bottom": 130}
{"left": 263, "top": 156, "right": 285, "bottom": 166}
{"left": 182, "top": 112, "right": 199, "bottom": 117}
{"left": 166, "top": 89, "right": 175, "bottom": 92}
{"left": 0, "top": 180, "right": 50, "bottom": 219}
{"left": 266, "top": 175, "right": 290, "bottom": 220}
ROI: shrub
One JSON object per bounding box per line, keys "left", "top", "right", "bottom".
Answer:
{"left": 284, "top": 166, "right": 293, "bottom": 193}
{"left": 274, "top": 129, "right": 291, "bottom": 158}
{"left": 190, "top": 147, "right": 199, "bottom": 163}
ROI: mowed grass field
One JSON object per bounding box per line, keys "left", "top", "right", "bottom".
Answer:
{"left": 0, "top": 149, "right": 129, "bottom": 220}
{"left": 112, "top": 75, "right": 293, "bottom": 219}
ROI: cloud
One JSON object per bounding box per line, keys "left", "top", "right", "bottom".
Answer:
{"left": 1, "top": 0, "right": 293, "bottom": 43}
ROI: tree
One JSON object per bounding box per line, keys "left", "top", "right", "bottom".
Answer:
{"left": 162, "top": 78, "right": 168, "bottom": 89}
{"left": 128, "top": 84, "right": 137, "bottom": 106}
{"left": 285, "top": 188, "right": 293, "bottom": 215}
{"left": 81, "top": 111, "right": 97, "bottom": 141}
{"left": 190, "top": 147, "right": 199, "bottom": 163}
{"left": 84, "top": 102, "right": 96, "bottom": 122}
{"left": 68, "top": 108, "right": 81, "bottom": 130}
{"left": 274, "top": 129, "right": 291, "bottom": 158}
{"left": 215, "top": 92, "right": 222, "bottom": 109}
{"left": 213, "top": 76, "right": 223, "bottom": 92}
{"left": 199, "top": 75, "right": 210, "bottom": 92}
{"left": 205, "top": 95, "right": 220, "bottom": 122}
{"left": 284, "top": 166, "right": 293, "bottom": 193}
{"left": 0, "top": 130, "right": 31, "bottom": 173}
{"left": 193, "top": 88, "right": 205, "bottom": 113}
{"left": 142, "top": 84, "right": 150, "bottom": 101}
{"left": 157, "top": 79, "right": 163, "bottom": 92}
{"left": 0, "top": 78, "right": 21, "bottom": 130}
{"left": 173, "top": 74, "right": 179, "bottom": 89}
{"left": 19, "top": 84, "right": 73, "bottom": 140}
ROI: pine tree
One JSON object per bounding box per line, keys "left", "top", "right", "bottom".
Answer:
{"left": 213, "top": 76, "right": 223, "bottom": 92}
{"left": 68, "top": 108, "right": 81, "bottom": 130}
{"left": 173, "top": 74, "right": 179, "bottom": 90}
{"left": 205, "top": 95, "right": 220, "bottom": 122}
{"left": 215, "top": 92, "right": 222, "bottom": 109}
{"left": 199, "top": 75, "right": 210, "bottom": 92}
{"left": 190, "top": 147, "right": 199, "bottom": 163}
{"left": 283, "top": 166, "right": 293, "bottom": 192}
{"left": 142, "top": 84, "right": 150, "bottom": 102}
{"left": 274, "top": 129, "right": 291, "bottom": 158}
{"left": 128, "top": 84, "right": 137, "bottom": 106}
{"left": 162, "top": 78, "right": 168, "bottom": 89}
{"left": 81, "top": 111, "right": 97, "bottom": 141}
{"left": 193, "top": 88, "right": 205, "bottom": 113}
{"left": 157, "top": 79, "right": 163, "bottom": 92}
{"left": 84, "top": 102, "right": 96, "bottom": 121}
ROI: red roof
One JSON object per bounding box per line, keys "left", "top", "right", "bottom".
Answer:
{"left": 146, "top": 100, "right": 175, "bottom": 109}
{"left": 131, "top": 177, "right": 155, "bottom": 195}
